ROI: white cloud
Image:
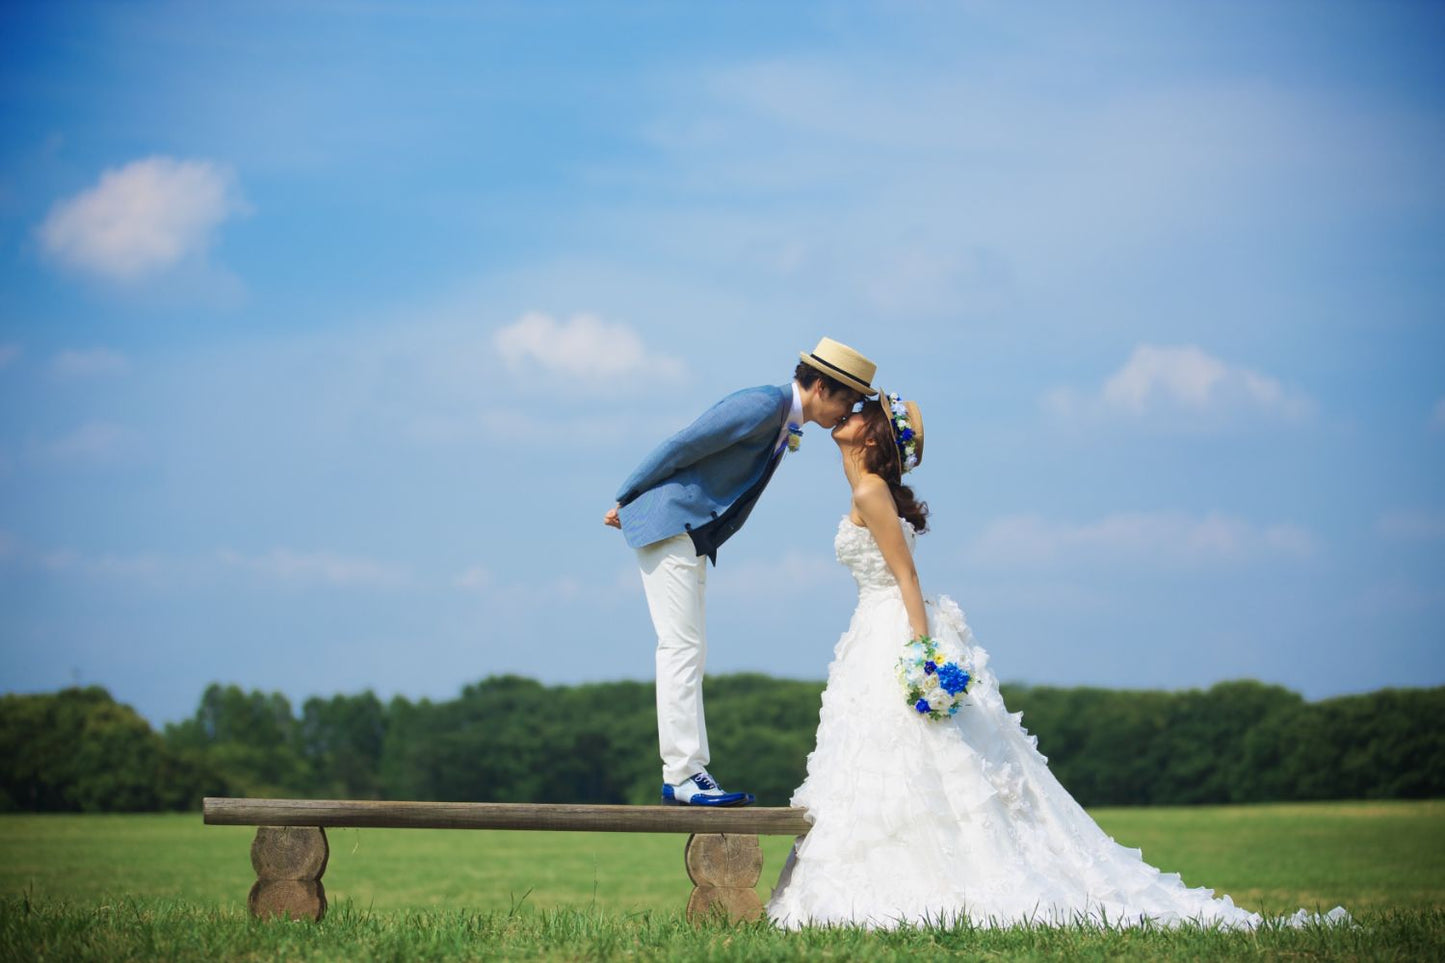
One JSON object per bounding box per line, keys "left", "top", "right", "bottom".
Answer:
{"left": 624, "top": 44, "right": 1444, "bottom": 335}
{"left": 0, "top": 344, "right": 19, "bottom": 370}
{"left": 452, "top": 564, "right": 635, "bottom": 606}
{"left": 0, "top": 537, "right": 179, "bottom": 587}
{"left": 711, "top": 551, "right": 840, "bottom": 598}
{"left": 967, "top": 511, "right": 1318, "bottom": 568}
{"left": 50, "top": 347, "right": 131, "bottom": 379}
{"left": 38, "top": 421, "right": 141, "bottom": 463}
{"left": 1375, "top": 511, "right": 1445, "bottom": 542}
{"left": 1043, "top": 345, "right": 1312, "bottom": 425}
{"left": 40, "top": 549, "right": 168, "bottom": 583}
{"left": 218, "top": 548, "right": 410, "bottom": 588}
{"left": 38, "top": 156, "right": 247, "bottom": 282}
{"left": 453, "top": 565, "right": 492, "bottom": 592}
{"left": 24, "top": 541, "right": 412, "bottom": 591}
{"left": 494, "top": 311, "right": 685, "bottom": 388}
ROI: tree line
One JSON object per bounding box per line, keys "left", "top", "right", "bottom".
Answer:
{"left": 1, "top": 676, "right": 1440, "bottom": 812}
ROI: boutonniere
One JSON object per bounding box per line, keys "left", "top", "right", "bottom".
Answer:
{"left": 786, "top": 423, "right": 803, "bottom": 453}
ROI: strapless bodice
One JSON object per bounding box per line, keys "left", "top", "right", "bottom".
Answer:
{"left": 835, "top": 515, "right": 916, "bottom": 597}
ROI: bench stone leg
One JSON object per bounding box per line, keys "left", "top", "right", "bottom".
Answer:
{"left": 247, "top": 826, "right": 328, "bottom": 921}
{"left": 683, "top": 833, "right": 764, "bottom": 924}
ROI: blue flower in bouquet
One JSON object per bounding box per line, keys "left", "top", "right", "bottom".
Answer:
{"left": 924, "top": 660, "right": 937, "bottom": 674}
{"left": 914, "top": 698, "right": 932, "bottom": 715}
{"left": 937, "top": 663, "right": 970, "bottom": 696}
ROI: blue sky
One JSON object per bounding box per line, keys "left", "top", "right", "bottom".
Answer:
{"left": 1, "top": 1, "right": 1442, "bottom": 727}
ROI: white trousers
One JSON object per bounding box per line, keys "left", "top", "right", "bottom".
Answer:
{"left": 636, "top": 533, "right": 710, "bottom": 785}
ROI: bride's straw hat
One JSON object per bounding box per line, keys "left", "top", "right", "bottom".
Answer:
{"left": 799, "top": 338, "right": 879, "bottom": 397}
{"left": 877, "top": 389, "right": 924, "bottom": 473}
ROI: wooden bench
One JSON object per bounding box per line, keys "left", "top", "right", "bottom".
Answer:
{"left": 203, "top": 797, "right": 811, "bottom": 923}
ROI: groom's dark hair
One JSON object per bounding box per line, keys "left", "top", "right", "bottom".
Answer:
{"left": 794, "top": 362, "right": 858, "bottom": 400}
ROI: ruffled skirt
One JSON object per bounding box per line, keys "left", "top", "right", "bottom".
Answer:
{"left": 766, "top": 592, "right": 1341, "bottom": 930}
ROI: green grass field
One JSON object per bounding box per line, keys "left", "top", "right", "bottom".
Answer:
{"left": 2, "top": 800, "right": 1442, "bottom": 961}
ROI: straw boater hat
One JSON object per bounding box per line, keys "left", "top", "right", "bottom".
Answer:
{"left": 799, "top": 337, "right": 879, "bottom": 396}
{"left": 877, "top": 390, "right": 924, "bottom": 474}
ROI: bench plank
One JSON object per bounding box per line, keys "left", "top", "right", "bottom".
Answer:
{"left": 204, "top": 797, "right": 812, "bottom": 836}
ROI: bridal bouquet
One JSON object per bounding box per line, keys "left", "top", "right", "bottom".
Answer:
{"left": 897, "top": 634, "right": 971, "bottom": 720}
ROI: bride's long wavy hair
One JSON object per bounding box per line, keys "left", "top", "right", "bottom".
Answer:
{"left": 857, "top": 399, "right": 929, "bottom": 533}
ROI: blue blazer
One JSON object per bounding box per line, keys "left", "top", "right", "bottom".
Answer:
{"left": 615, "top": 384, "right": 791, "bottom": 551}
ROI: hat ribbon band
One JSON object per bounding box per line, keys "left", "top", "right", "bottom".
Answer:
{"left": 807, "top": 352, "right": 871, "bottom": 388}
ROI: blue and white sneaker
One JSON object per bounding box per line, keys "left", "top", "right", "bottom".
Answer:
{"left": 660, "top": 771, "right": 756, "bottom": 807}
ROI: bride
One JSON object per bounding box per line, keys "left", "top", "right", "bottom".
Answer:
{"left": 766, "top": 392, "right": 1345, "bottom": 929}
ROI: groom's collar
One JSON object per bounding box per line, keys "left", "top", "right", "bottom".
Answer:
{"left": 775, "top": 382, "right": 805, "bottom": 457}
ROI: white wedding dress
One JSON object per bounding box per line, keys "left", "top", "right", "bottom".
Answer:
{"left": 767, "top": 517, "right": 1345, "bottom": 930}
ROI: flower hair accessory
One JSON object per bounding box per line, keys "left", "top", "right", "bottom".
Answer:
{"left": 881, "top": 392, "right": 922, "bottom": 475}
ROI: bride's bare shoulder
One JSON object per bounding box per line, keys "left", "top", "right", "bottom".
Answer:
{"left": 851, "top": 472, "right": 893, "bottom": 513}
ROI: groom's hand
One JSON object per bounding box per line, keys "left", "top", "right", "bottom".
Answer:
{"left": 603, "top": 505, "right": 621, "bottom": 529}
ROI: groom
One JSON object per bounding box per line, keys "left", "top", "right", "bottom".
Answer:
{"left": 604, "top": 338, "right": 878, "bottom": 806}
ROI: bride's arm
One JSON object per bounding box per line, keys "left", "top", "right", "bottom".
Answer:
{"left": 855, "top": 475, "right": 929, "bottom": 639}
